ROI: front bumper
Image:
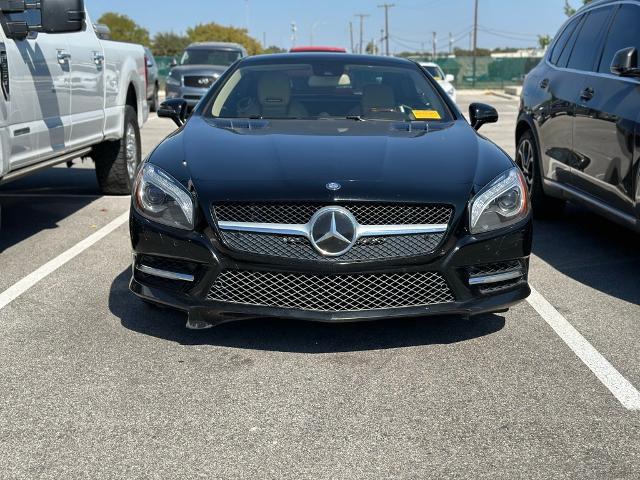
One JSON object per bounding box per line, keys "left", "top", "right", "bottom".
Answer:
{"left": 165, "top": 84, "right": 208, "bottom": 107}
{"left": 129, "top": 210, "right": 532, "bottom": 326}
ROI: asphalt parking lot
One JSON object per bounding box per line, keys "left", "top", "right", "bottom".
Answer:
{"left": 1, "top": 93, "right": 639, "bottom": 479}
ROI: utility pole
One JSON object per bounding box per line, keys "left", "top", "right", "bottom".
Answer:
{"left": 349, "top": 22, "right": 355, "bottom": 53}
{"left": 355, "top": 14, "right": 370, "bottom": 54}
{"left": 291, "top": 21, "right": 297, "bottom": 48}
{"left": 449, "top": 32, "right": 453, "bottom": 56}
{"left": 472, "top": 0, "right": 479, "bottom": 87}
{"left": 377, "top": 3, "right": 394, "bottom": 56}
{"left": 432, "top": 31, "right": 437, "bottom": 61}
{"left": 380, "top": 29, "right": 385, "bottom": 55}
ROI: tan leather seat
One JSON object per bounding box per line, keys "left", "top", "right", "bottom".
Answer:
{"left": 255, "top": 73, "right": 309, "bottom": 118}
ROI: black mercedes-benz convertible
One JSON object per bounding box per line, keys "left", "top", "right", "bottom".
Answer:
{"left": 130, "top": 53, "right": 532, "bottom": 329}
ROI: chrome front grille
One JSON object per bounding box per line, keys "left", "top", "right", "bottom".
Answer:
{"left": 214, "top": 203, "right": 453, "bottom": 226}
{"left": 207, "top": 270, "right": 455, "bottom": 312}
{"left": 183, "top": 75, "right": 215, "bottom": 88}
{"left": 219, "top": 231, "right": 445, "bottom": 262}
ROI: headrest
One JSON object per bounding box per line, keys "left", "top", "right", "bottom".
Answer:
{"left": 258, "top": 73, "right": 291, "bottom": 106}
{"left": 362, "top": 84, "right": 396, "bottom": 111}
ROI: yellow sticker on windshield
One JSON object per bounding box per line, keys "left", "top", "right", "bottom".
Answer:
{"left": 412, "top": 110, "right": 442, "bottom": 120}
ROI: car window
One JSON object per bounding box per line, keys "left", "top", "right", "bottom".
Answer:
{"left": 550, "top": 17, "right": 581, "bottom": 65}
{"left": 180, "top": 49, "right": 242, "bottom": 67}
{"left": 423, "top": 66, "right": 443, "bottom": 80}
{"left": 209, "top": 60, "right": 453, "bottom": 122}
{"left": 567, "top": 7, "right": 613, "bottom": 71}
{"left": 598, "top": 5, "right": 640, "bottom": 73}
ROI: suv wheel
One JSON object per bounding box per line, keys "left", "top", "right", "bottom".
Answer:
{"left": 149, "top": 84, "right": 159, "bottom": 112}
{"left": 516, "top": 130, "right": 564, "bottom": 216}
{"left": 93, "top": 105, "right": 141, "bottom": 195}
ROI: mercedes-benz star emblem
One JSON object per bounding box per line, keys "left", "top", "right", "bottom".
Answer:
{"left": 326, "top": 182, "right": 342, "bottom": 191}
{"left": 309, "top": 207, "right": 358, "bottom": 257}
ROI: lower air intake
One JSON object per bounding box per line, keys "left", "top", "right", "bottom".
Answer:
{"left": 207, "top": 270, "right": 455, "bottom": 312}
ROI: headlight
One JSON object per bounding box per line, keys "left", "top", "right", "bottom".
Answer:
{"left": 166, "top": 71, "right": 181, "bottom": 86}
{"left": 469, "top": 168, "right": 529, "bottom": 234}
{"left": 134, "top": 164, "right": 195, "bottom": 230}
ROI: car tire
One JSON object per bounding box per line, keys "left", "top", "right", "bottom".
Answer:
{"left": 149, "top": 84, "right": 159, "bottom": 113}
{"left": 516, "top": 130, "right": 564, "bottom": 217}
{"left": 93, "top": 105, "right": 141, "bottom": 195}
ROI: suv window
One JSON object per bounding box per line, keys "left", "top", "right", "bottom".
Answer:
{"left": 567, "top": 7, "right": 613, "bottom": 71}
{"left": 550, "top": 17, "right": 581, "bottom": 65}
{"left": 598, "top": 4, "right": 640, "bottom": 73}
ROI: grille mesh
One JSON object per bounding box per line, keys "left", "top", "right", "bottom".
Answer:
{"left": 207, "top": 270, "right": 455, "bottom": 311}
{"left": 468, "top": 260, "right": 523, "bottom": 278}
{"left": 214, "top": 203, "right": 453, "bottom": 226}
{"left": 183, "top": 75, "right": 215, "bottom": 88}
{"left": 220, "top": 231, "right": 445, "bottom": 261}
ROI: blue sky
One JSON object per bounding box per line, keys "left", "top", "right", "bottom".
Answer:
{"left": 86, "top": 0, "right": 570, "bottom": 52}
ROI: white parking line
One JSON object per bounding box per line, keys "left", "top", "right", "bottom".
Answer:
{"left": 527, "top": 286, "right": 640, "bottom": 411}
{"left": 0, "top": 211, "right": 129, "bottom": 311}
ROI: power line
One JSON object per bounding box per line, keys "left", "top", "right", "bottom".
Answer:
{"left": 354, "top": 13, "right": 370, "bottom": 54}
{"left": 377, "top": 3, "right": 395, "bottom": 56}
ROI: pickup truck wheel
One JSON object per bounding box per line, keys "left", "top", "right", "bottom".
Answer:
{"left": 93, "top": 106, "right": 141, "bottom": 195}
{"left": 149, "top": 85, "right": 159, "bottom": 113}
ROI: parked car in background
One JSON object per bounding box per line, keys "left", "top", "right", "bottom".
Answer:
{"left": 144, "top": 47, "right": 160, "bottom": 112}
{"left": 420, "top": 62, "right": 457, "bottom": 103}
{"left": 0, "top": 0, "right": 148, "bottom": 195}
{"left": 165, "top": 42, "right": 248, "bottom": 108}
{"left": 517, "top": 0, "right": 640, "bottom": 231}
{"left": 290, "top": 46, "right": 347, "bottom": 53}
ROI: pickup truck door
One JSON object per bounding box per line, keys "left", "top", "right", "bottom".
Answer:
{"left": 1, "top": 31, "right": 72, "bottom": 170}
{"left": 67, "top": 22, "right": 105, "bottom": 149}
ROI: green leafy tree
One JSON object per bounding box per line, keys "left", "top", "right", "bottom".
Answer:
{"left": 365, "top": 41, "right": 378, "bottom": 55}
{"left": 152, "top": 32, "right": 190, "bottom": 57}
{"left": 97, "top": 12, "right": 150, "bottom": 46}
{"left": 538, "top": 34, "right": 552, "bottom": 50}
{"left": 564, "top": 0, "right": 593, "bottom": 16}
{"left": 186, "top": 23, "right": 262, "bottom": 55}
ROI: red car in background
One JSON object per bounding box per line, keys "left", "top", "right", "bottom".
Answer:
{"left": 290, "top": 46, "right": 347, "bottom": 53}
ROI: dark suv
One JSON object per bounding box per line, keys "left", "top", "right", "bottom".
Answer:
{"left": 517, "top": 0, "right": 640, "bottom": 230}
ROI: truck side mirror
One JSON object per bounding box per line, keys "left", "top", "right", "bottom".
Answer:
{"left": 40, "top": 0, "right": 85, "bottom": 34}
{"left": 158, "top": 99, "right": 188, "bottom": 127}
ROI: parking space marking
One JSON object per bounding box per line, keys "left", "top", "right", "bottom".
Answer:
{"left": 0, "top": 211, "right": 129, "bottom": 311}
{"left": 527, "top": 286, "right": 640, "bottom": 411}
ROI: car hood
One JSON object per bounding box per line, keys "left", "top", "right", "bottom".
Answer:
{"left": 154, "top": 117, "right": 513, "bottom": 212}
{"left": 169, "top": 65, "right": 228, "bottom": 77}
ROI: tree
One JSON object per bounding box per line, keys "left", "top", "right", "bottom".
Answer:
{"left": 152, "top": 32, "right": 190, "bottom": 57}
{"left": 564, "top": 0, "right": 593, "bottom": 16}
{"left": 97, "top": 12, "right": 150, "bottom": 46}
{"left": 538, "top": 35, "right": 552, "bottom": 50}
{"left": 365, "top": 41, "right": 378, "bottom": 55}
{"left": 186, "top": 23, "right": 262, "bottom": 55}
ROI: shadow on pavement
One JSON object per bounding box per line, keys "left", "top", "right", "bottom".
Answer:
{"left": 0, "top": 167, "right": 100, "bottom": 252}
{"left": 532, "top": 203, "right": 640, "bottom": 305}
{"left": 109, "top": 269, "right": 506, "bottom": 353}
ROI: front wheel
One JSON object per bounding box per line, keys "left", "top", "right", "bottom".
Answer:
{"left": 93, "top": 105, "right": 141, "bottom": 195}
{"left": 516, "top": 130, "right": 564, "bottom": 217}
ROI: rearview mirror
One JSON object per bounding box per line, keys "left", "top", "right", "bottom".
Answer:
{"left": 610, "top": 47, "right": 640, "bottom": 77}
{"left": 0, "top": 0, "right": 85, "bottom": 39}
{"left": 445, "top": 74, "right": 455, "bottom": 83}
{"left": 469, "top": 103, "right": 498, "bottom": 131}
{"left": 158, "top": 99, "right": 188, "bottom": 127}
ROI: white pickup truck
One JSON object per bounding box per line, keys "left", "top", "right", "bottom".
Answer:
{"left": 0, "top": 0, "right": 148, "bottom": 194}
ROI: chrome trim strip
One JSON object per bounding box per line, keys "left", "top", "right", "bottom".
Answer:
{"left": 469, "top": 270, "right": 523, "bottom": 286}
{"left": 218, "top": 221, "right": 448, "bottom": 238}
{"left": 136, "top": 264, "right": 195, "bottom": 282}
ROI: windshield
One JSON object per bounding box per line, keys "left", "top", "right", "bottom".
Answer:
{"left": 423, "top": 65, "right": 444, "bottom": 81}
{"left": 209, "top": 59, "right": 452, "bottom": 121}
{"left": 180, "top": 49, "right": 242, "bottom": 67}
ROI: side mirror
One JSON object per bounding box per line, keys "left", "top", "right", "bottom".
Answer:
{"left": 171, "top": 58, "right": 178, "bottom": 68}
{"left": 0, "top": 0, "right": 85, "bottom": 39}
{"left": 146, "top": 58, "right": 154, "bottom": 68}
{"left": 158, "top": 99, "right": 188, "bottom": 127}
{"left": 610, "top": 47, "right": 640, "bottom": 77}
{"left": 445, "top": 74, "right": 455, "bottom": 83}
{"left": 469, "top": 103, "right": 498, "bottom": 131}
